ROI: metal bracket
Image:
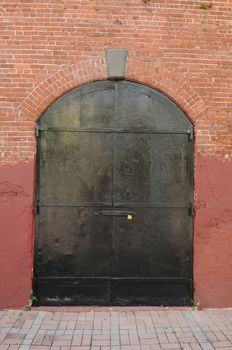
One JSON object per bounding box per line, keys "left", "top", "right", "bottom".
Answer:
{"left": 35, "top": 124, "right": 42, "bottom": 137}
{"left": 188, "top": 129, "right": 194, "bottom": 142}
{"left": 96, "top": 210, "right": 136, "bottom": 217}
{"left": 188, "top": 202, "right": 195, "bottom": 217}
{"left": 34, "top": 200, "right": 40, "bottom": 215}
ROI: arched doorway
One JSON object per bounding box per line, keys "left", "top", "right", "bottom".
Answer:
{"left": 34, "top": 80, "right": 193, "bottom": 306}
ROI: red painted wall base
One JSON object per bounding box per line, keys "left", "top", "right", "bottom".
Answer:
{"left": 194, "top": 154, "right": 232, "bottom": 308}
{"left": 0, "top": 161, "right": 34, "bottom": 308}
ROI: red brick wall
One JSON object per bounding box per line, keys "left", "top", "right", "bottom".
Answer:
{"left": 0, "top": 0, "right": 232, "bottom": 308}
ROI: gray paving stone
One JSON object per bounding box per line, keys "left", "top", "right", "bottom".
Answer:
{"left": 164, "top": 328, "right": 174, "bottom": 333}
{"left": 201, "top": 343, "right": 215, "bottom": 350}
{"left": 9, "top": 328, "right": 20, "bottom": 333}
{"left": 146, "top": 327, "right": 155, "bottom": 333}
{"left": 0, "top": 328, "right": 11, "bottom": 333}
{"left": 33, "top": 312, "right": 45, "bottom": 325}
{"left": 21, "top": 339, "right": 32, "bottom": 345}
{"left": 18, "top": 346, "right": 30, "bottom": 350}
{"left": 111, "top": 334, "right": 120, "bottom": 339}
{"left": 111, "top": 340, "right": 120, "bottom": 345}
{"left": 173, "top": 327, "right": 182, "bottom": 332}
{"left": 111, "top": 329, "right": 120, "bottom": 334}
{"left": 193, "top": 331, "right": 208, "bottom": 342}
{"left": 156, "top": 328, "right": 166, "bottom": 333}
{"left": 190, "top": 326, "right": 201, "bottom": 332}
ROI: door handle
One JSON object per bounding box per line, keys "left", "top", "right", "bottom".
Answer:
{"left": 95, "top": 210, "right": 136, "bottom": 217}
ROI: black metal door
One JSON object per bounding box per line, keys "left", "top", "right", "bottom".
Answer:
{"left": 34, "top": 81, "right": 193, "bottom": 306}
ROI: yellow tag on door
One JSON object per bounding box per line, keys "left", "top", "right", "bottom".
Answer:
{"left": 127, "top": 214, "right": 133, "bottom": 220}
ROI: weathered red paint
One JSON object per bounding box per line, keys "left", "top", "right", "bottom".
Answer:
{"left": 0, "top": 154, "right": 231, "bottom": 308}
{"left": 0, "top": 161, "right": 34, "bottom": 308}
{"left": 194, "top": 154, "right": 232, "bottom": 308}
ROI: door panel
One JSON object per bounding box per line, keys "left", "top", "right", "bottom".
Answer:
{"left": 39, "top": 131, "right": 113, "bottom": 205}
{"left": 36, "top": 278, "right": 111, "bottom": 306}
{"left": 151, "top": 134, "right": 191, "bottom": 206}
{"left": 38, "top": 207, "right": 112, "bottom": 277}
{"left": 40, "top": 89, "right": 81, "bottom": 128}
{"left": 80, "top": 81, "right": 115, "bottom": 128}
{"left": 111, "top": 207, "right": 191, "bottom": 305}
{"left": 116, "top": 82, "right": 152, "bottom": 129}
{"left": 112, "top": 131, "right": 192, "bottom": 305}
{"left": 111, "top": 279, "right": 191, "bottom": 306}
{"left": 112, "top": 208, "right": 191, "bottom": 278}
{"left": 114, "top": 133, "right": 151, "bottom": 204}
{"left": 36, "top": 207, "right": 112, "bottom": 305}
{"left": 114, "top": 133, "right": 190, "bottom": 206}
{"left": 115, "top": 81, "right": 191, "bottom": 131}
{"left": 36, "top": 130, "right": 114, "bottom": 305}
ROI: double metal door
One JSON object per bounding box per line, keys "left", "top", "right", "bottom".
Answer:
{"left": 34, "top": 81, "right": 193, "bottom": 306}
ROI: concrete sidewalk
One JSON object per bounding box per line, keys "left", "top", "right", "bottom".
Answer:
{"left": 0, "top": 308, "right": 232, "bottom": 350}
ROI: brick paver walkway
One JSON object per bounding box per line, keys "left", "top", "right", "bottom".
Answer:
{"left": 0, "top": 308, "right": 232, "bottom": 350}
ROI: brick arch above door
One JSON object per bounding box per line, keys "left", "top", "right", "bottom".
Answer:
{"left": 18, "top": 54, "right": 207, "bottom": 128}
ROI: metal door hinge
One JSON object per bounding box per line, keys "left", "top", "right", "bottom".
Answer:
{"left": 188, "top": 202, "right": 195, "bottom": 217}
{"left": 35, "top": 124, "right": 42, "bottom": 137}
{"left": 34, "top": 200, "right": 40, "bottom": 215}
{"left": 188, "top": 129, "right": 194, "bottom": 142}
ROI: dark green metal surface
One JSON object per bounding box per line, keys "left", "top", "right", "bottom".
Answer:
{"left": 34, "top": 81, "right": 193, "bottom": 306}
